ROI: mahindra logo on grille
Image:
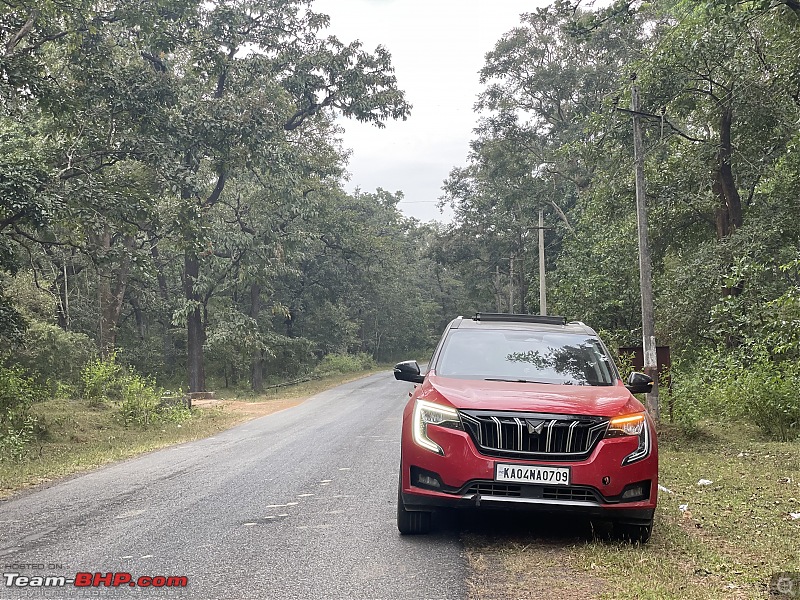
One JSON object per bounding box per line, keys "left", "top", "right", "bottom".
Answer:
{"left": 526, "top": 420, "right": 546, "bottom": 435}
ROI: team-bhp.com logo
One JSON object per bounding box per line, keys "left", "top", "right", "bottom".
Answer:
{"left": 3, "top": 572, "right": 188, "bottom": 589}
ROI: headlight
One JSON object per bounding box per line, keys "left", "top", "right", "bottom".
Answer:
{"left": 412, "top": 399, "right": 463, "bottom": 455}
{"left": 605, "top": 413, "right": 651, "bottom": 465}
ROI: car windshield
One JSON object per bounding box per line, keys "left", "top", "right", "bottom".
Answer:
{"left": 435, "top": 329, "right": 617, "bottom": 386}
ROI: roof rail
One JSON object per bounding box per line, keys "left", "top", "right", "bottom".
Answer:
{"left": 473, "top": 313, "right": 567, "bottom": 326}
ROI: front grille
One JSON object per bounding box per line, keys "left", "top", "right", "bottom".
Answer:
{"left": 463, "top": 482, "right": 522, "bottom": 497}
{"left": 541, "top": 486, "right": 597, "bottom": 502}
{"left": 461, "top": 481, "right": 601, "bottom": 503}
{"left": 460, "top": 410, "right": 608, "bottom": 460}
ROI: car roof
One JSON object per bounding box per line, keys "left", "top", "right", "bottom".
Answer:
{"left": 449, "top": 314, "right": 598, "bottom": 336}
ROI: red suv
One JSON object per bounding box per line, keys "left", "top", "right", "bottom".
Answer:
{"left": 394, "top": 313, "right": 658, "bottom": 543}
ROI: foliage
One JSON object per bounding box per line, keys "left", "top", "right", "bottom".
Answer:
{"left": 0, "top": 278, "right": 27, "bottom": 345}
{"left": 13, "top": 321, "right": 95, "bottom": 392}
{"left": 80, "top": 354, "right": 189, "bottom": 428}
{"left": 0, "top": 413, "right": 37, "bottom": 461}
{"left": 0, "top": 0, "right": 797, "bottom": 448}
{"left": 0, "top": 364, "right": 45, "bottom": 461}
{"left": 315, "top": 353, "right": 376, "bottom": 376}
{"left": 435, "top": 0, "right": 800, "bottom": 443}
{"left": 0, "top": 0, "right": 413, "bottom": 396}
{"left": 0, "top": 364, "right": 45, "bottom": 416}
{"left": 117, "top": 376, "right": 161, "bottom": 428}
{"left": 734, "top": 357, "right": 800, "bottom": 441}
{"left": 671, "top": 348, "right": 800, "bottom": 440}
{"left": 81, "top": 354, "right": 127, "bottom": 405}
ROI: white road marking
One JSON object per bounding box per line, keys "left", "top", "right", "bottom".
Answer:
{"left": 115, "top": 509, "right": 146, "bottom": 519}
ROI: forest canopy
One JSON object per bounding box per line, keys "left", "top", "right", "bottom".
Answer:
{"left": 1, "top": 0, "right": 798, "bottom": 444}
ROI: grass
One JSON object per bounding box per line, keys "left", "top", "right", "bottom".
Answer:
{"left": 464, "top": 421, "right": 800, "bottom": 600}
{"left": 0, "top": 368, "right": 384, "bottom": 499}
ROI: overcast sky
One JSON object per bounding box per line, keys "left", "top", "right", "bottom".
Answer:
{"left": 313, "top": 0, "right": 552, "bottom": 223}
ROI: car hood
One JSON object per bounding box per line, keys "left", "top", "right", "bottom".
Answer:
{"left": 423, "top": 373, "right": 642, "bottom": 417}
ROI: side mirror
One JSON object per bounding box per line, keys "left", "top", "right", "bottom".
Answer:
{"left": 394, "top": 360, "right": 425, "bottom": 384}
{"left": 626, "top": 372, "right": 654, "bottom": 394}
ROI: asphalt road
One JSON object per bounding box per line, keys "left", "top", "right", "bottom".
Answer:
{"left": 0, "top": 372, "right": 467, "bottom": 600}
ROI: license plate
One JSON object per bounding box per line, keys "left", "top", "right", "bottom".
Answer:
{"left": 495, "top": 463, "right": 570, "bottom": 485}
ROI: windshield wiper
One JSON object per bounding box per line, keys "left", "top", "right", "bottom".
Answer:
{"left": 484, "top": 377, "right": 550, "bottom": 384}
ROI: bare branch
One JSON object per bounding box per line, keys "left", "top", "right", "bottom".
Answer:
{"left": 549, "top": 200, "right": 575, "bottom": 234}
{"left": 4, "top": 8, "right": 38, "bottom": 56}
{"left": 615, "top": 107, "right": 707, "bottom": 144}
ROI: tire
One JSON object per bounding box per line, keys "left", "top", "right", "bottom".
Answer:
{"left": 614, "top": 520, "right": 653, "bottom": 544}
{"left": 397, "top": 476, "right": 432, "bottom": 535}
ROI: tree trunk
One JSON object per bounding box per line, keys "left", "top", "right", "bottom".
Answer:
{"left": 250, "top": 283, "right": 264, "bottom": 392}
{"left": 130, "top": 295, "right": 146, "bottom": 341}
{"left": 150, "top": 243, "right": 175, "bottom": 373}
{"left": 714, "top": 104, "right": 743, "bottom": 240}
{"left": 179, "top": 169, "right": 224, "bottom": 393}
{"left": 96, "top": 230, "right": 132, "bottom": 357}
{"left": 53, "top": 262, "right": 82, "bottom": 331}
{"left": 185, "top": 250, "right": 206, "bottom": 393}
{"left": 715, "top": 104, "right": 744, "bottom": 303}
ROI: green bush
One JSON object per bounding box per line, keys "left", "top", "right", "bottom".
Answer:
{"left": 0, "top": 364, "right": 44, "bottom": 413}
{"left": 0, "top": 364, "right": 45, "bottom": 460}
{"left": 315, "top": 352, "right": 376, "bottom": 375}
{"left": 668, "top": 366, "right": 705, "bottom": 433}
{"left": 81, "top": 353, "right": 126, "bottom": 405}
{"left": 14, "top": 320, "right": 95, "bottom": 393}
{"left": 262, "top": 336, "right": 316, "bottom": 380}
{"left": 118, "top": 375, "right": 160, "bottom": 427}
{"left": 159, "top": 403, "right": 192, "bottom": 424}
{"left": 671, "top": 349, "right": 800, "bottom": 440}
{"left": 734, "top": 357, "right": 800, "bottom": 441}
{"left": 612, "top": 349, "right": 636, "bottom": 381}
{"left": 81, "top": 354, "right": 192, "bottom": 428}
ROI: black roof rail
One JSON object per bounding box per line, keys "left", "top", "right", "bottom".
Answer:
{"left": 473, "top": 313, "right": 567, "bottom": 326}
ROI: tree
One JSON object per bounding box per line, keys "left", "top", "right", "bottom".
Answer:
{"left": 2, "top": 0, "right": 411, "bottom": 391}
{"left": 144, "top": 0, "right": 411, "bottom": 392}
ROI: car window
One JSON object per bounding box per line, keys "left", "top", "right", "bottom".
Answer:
{"left": 435, "top": 329, "right": 616, "bottom": 386}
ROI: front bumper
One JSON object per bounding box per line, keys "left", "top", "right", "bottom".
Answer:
{"left": 400, "top": 420, "right": 658, "bottom": 524}
{"left": 401, "top": 480, "right": 655, "bottom": 525}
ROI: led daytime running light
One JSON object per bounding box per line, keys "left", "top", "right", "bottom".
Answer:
{"left": 605, "top": 413, "right": 651, "bottom": 465}
{"left": 412, "top": 400, "right": 461, "bottom": 455}
{"left": 608, "top": 414, "right": 645, "bottom": 436}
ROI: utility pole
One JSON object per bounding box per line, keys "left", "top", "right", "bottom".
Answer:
{"left": 631, "top": 77, "right": 660, "bottom": 422}
{"left": 508, "top": 255, "right": 514, "bottom": 314}
{"left": 538, "top": 208, "right": 547, "bottom": 315}
{"left": 495, "top": 265, "right": 502, "bottom": 312}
